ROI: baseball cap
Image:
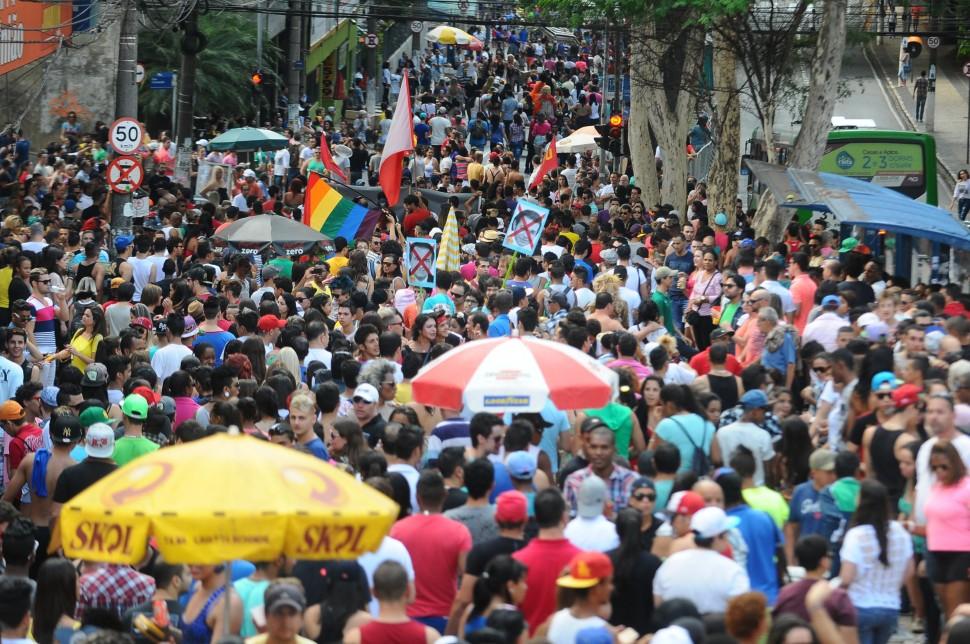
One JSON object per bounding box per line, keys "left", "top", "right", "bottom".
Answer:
{"left": 264, "top": 582, "right": 306, "bottom": 613}
{"left": 690, "top": 506, "right": 740, "bottom": 539}
{"left": 133, "top": 386, "right": 161, "bottom": 406}
{"left": 506, "top": 451, "right": 537, "bottom": 481}
{"left": 740, "top": 389, "right": 770, "bottom": 410}
{"left": 40, "top": 386, "right": 59, "bottom": 408}
{"left": 654, "top": 266, "right": 675, "bottom": 280}
{"left": 181, "top": 316, "right": 199, "bottom": 339}
{"left": 871, "top": 371, "right": 901, "bottom": 392}
{"left": 809, "top": 448, "right": 836, "bottom": 471}
{"left": 353, "top": 383, "right": 379, "bottom": 404}
{"left": 110, "top": 277, "right": 126, "bottom": 288}
{"left": 258, "top": 314, "right": 286, "bottom": 332}
{"left": 0, "top": 400, "right": 24, "bottom": 421}
{"left": 666, "top": 490, "right": 705, "bottom": 517}
{"left": 577, "top": 476, "right": 608, "bottom": 519}
{"left": 495, "top": 490, "right": 529, "bottom": 524}
{"left": 713, "top": 212, "right": 728, "bottom": 226}
{"left": 160, "top": 396, "right": 177, "bottom": 417}
{"left": 130, "top": 317, "right": 152, "bottom": 332}
{"left": 550, "top": 291, "right": 569, "bottom": 307}
{"left": 892, "top": 384, "right": 923, "bottom": 409}
{"left": 51, "top": 415, "right": 83, "bottom": 444}
{"left": 599, "top": 249, "right": 618, "bottom": 265}
{"left": 839, "top": 237, "right": 859, "bottom": 253}
{"left": 85, "top": 423, "right": 116, "bottom": 458}
{"left": 242, "top": 168, "right": 257, "bottom": 179}
{"left": 862, "top": 320, "right": 890, "bottom": 342}
{"left": 429, "top": 227, "right": 443, "bottom": 237}
{"left": 83, "top": 362, "right": 109, "bottom": 387}
{"left": 557, "top": 551, "right": 614, "bottom": 589}
{"left": 710, "top": 327, "right": 734, "bottom": 341}
{"left": 114, "top": 235, "right": 134, "bottom": 252}
{"left": 79, "top": 406, "right": 117, "bottom": 428}
{"left": 122, "top": 393, "right": 149, "bottom": 420}
{"left": 740, "top": 238, "right": 756, "bottom": 249}
{"left": 821, "top": 295, "right": 841, "bottom": 309}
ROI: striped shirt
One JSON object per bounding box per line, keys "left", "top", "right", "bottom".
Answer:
{"left": 28, "top": 295, "right": 57, "bottom": 353}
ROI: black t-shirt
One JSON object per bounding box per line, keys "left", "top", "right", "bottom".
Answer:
{"left": 362, "top": 414, "right": 387, "bottom": 448}
{"left": 838, "top": 280, "right": 875, "bottom": 307}
{"left": 465, "top": 536, "right": 527, "bottom": 577}
{"left": 608, "top": 549, "right": 661, "bottom": 635}
{"left": 53, "top": 459, "right": 118, "bottom": 503}
{"left": 122, "top": 599, "right": 184, "bottom": 644}
{"left": 848, "top": 412, "right": 876, "bottom": 449}
{"left": 444, "top": 486, "right": 468, "bottom": 512}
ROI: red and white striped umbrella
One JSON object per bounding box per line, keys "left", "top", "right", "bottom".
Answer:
{"left": 410, "top": 337, "right": 618, "bottom": 413}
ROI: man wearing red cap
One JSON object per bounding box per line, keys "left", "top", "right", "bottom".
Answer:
{"left": 542, "top": 552, "right": 613, "bottom": 641}
{"left": 652, "top": 490, "right": 706, "bottom": 559}
{"left": 258, "top": 315, "right": 286, "bottom": 356}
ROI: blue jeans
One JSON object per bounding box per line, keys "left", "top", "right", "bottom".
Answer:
{"left": 856, "top": 606, "right": 898, "bottom": 644}
{"left": 414, "top": 616, "right": 447, "bottom": 632}
{"left": 670, "top": 294, "right": 688, "bottom": 331}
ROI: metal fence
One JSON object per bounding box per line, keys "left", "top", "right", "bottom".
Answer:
{"left": 688, "top": 142, "right": 715, "bottom": 182}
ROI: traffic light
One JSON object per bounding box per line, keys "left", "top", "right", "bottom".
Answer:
{"left": 250, "top": 69, "right": 264, "bottom": 91}
{"left": 594, "top": 115, "right": 624, "bottom": 155}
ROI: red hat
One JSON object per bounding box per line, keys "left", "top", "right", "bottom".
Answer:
{"left": 130, "top": 317, "right": 152, "bottom": 332}
{"left": 892, "top": 384, "right": 923, "bottom": 409}
{"left": 258, "top": 314, "right": 287, "bottom": 332}
{"left": 133, "top": 386, "right": 161, "bottom": 406}
{"left": 81, "top": 217, "right": 101, "bottom": 231}
{"left": 666, "top": 490, "right": 706, "bottom": 517}
{"left": 495, "top": 491, "right": 528, "bottom": 524}
{"left": 556, "top": 552, "right": 613, "bottom": 589}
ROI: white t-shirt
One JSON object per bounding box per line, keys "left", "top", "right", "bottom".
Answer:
{"left": 565, "top": 515, "right": 620, "bottom": 552}
{"left": 716, "top": 421, "right": 775, "bottom": 486}
{"left": 547, "top": 610, "right": 607, "bottom": 643}
{"left": 914, "top": 433, "right": 970, "bottom": 523}
{"left": 818, "top": 379, "right": 857, "bottom": 450}
{"left": 128, "top": 255, "right": 154, "bottom": 302}
{"left": 357, "top": 536, "right": 415, "bottom": 616}
{"left": 273, "top": 148, "right": 290, "bottom": 177}
{"left": 574, "top": 287, "right": 595, "bottom": 311}
{"left": 303, "top": 347, "right": 332, "bottom": 370}
{"left": 151, "top": 343, "right": 193, "bottom": 383}
{"left": 429, "top": 116, "right": 451, "bottom": 145}
{"left": 653, "top": 548, "right": 750, "bottom": 614}
{"left": 840, "top": 522, "right": 912, "bottom": 609}
{"left": 231, "top": 192, "right": 250, "bottom": 212}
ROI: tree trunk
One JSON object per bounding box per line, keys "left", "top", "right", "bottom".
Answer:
{"left": 628, "top": 35, "right": 661, "bottom": 208}
{"left": 753, "top": 0, "right": 847, "bottom": 242}
{"left": 627, "top": 20, "right": 702, "bottom": 214}
{"left": 708, "top": 24, "right": 741, "bottom": 226}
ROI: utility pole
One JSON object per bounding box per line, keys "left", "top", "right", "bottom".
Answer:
{"left": 365, "top": 15, "right": 378, "bottom": 114}
{"left": 924, "top": 0, "right": 939, "bottom": 132}
{"left": 111, "top": 0, "right": 139, "bottom": 235}
{"left": 598, "top": 26, "right": 608, "bottom": 180}
{"left": 176, "top": 10, "right": 198, "bottom": 148}
{"left": 256, "top": 2, "right": 263, "bottom": 126}
{"left": 287, "top": 0, "right": 303, "bottom": 130}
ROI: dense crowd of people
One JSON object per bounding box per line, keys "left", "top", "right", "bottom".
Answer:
{"left": 2, "top": 21, "right": 970, "bottom": 644}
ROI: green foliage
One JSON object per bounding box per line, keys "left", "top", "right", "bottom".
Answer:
{"left": 531, "top": 0, "right": 748, "bottom": 27}
{"left": 138, "top": 13, "right": 280, "bottom": 122}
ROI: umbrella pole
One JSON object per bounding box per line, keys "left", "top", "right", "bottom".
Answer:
{"left": 222, "top": 560, "right": 232, "bottom": 636}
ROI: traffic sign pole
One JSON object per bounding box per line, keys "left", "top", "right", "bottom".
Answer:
{"left": 965, "top": 62, "right": 970, "bottom": 163}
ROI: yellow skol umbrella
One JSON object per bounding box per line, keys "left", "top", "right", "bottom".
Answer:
{"left": 436, "top": 206, "right": 460, "bottom": 272}
{"left": 54, "top": 432, "right": 398, "bottom": 564}
{"left": 426, "top": 25, "right": 481, "bottom": 47}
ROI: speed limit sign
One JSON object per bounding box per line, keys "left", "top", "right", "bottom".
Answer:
{"left": 109, "top": 118, "right": 144, "bottom": 155}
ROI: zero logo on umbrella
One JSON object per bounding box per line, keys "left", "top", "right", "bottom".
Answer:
{"left": 101, "top": 462, "right": 174, "bottom": 508}
{"left": 407, "top": 237, "right": 437, "bottom": 289}
{"left": 107, "top": 156, "right": 144, "bottom": 194}
{"left": 503, "top": 199, "right": 550, "bottom": 256}
{"left": 109, "top": 117, "right": 144, "bottom": 155}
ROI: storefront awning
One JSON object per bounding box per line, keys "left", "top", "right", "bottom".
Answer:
{"left": 745, "top": 159, "right": 970, "bottom": 250}
{"left": 307, "top": 19, "right": 355, "bottom": 71}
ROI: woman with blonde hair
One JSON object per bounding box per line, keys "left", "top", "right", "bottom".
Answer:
{"left": 592, "top": 271, "right": 629, "bottom": 324}
{"left": 268, "top": 346, "right": 302, "bottom": 387}
{"left": 200, "top": 165, "right": 226, "bottom": 204}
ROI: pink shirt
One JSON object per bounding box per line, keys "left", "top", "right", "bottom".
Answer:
{"left": 390, "top": 513, "right": 471, "bottom": 617}
{"left": 173, "top": 396, "right": 201, "bottom": 429}
{"left": 924, "top": 477, "right": 970, "bottom": 552}
{"left": 789, "top": 273, "right": 817, "bottom": 335}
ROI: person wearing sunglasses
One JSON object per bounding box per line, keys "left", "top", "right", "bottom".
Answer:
{"left": 861, "top": 381, "right": 923, "bottom": 510}
{"left": 625, "top": 476, "right": 664, "bottom": 551}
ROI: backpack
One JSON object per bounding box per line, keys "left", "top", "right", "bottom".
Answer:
{"left": 470, "top": 120, "right": 486, "bottom": 139}
{"left": 672, "top": 416, "right": 712, "bottom": 477}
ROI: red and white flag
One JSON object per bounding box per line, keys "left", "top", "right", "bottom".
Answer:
{"left": 528, "top": 135, "right": 559, "bottom": 191}
{"left": 378, "top": 75, "right": 414, "bottom": 207}
{"left": 318, "top": 139, "right": 347, "bottom": 182}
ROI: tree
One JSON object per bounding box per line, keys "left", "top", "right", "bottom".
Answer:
{"left": 752, "top": 0, "right": 847, "bottom": 241}
{"left": 138, "top": 13, "right": 280, "bottom": 126}
{"left": 706, "top": 22, "right": 742, "bottom": 225}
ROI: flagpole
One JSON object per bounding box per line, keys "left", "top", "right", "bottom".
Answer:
{"left": 307, "top": 169, "right": 384, "bottom": 209}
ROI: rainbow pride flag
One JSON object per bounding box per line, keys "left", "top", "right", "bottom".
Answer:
{"left": 303, "top": 172, "right": 370, "bottom": 240}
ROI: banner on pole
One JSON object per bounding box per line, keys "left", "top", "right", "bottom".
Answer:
{"left": 406, "top": 237, "right": 437, "bottom": 289}
{"left": 502, "top": 200, "right": 550, "bottom": 256}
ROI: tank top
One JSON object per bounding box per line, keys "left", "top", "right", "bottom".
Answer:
{"left": 128, "top": 255, "right": 153, "bottom": 302}
{"left": 708, "top": 373, "right": 739, "bottom": 408}
{"left": 359, "top": 619, "right": 428, "bottom": 644}
{"left": 182, "top": 587, "right": 225, "bottom": 644}
{"left": 75, "top": 260, "right": 96, "bottom": 282}
{"left": 870, "top": 425, "right": 907, "bottom": 505}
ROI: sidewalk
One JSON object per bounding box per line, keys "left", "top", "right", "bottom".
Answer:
{"left": 866, "top": 40, "right": 970, "bottom": 195}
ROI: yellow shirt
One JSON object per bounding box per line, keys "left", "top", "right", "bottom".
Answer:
{"left": 69, "top": 330, "right": 102, "bottom": 370}
{"left": 467, "top": 162, "right": 485, "bottom": 183}
{"left": 742, "top": 486, "right": 790, "bottom": 529}
{"left": 0, "top": 266, "right": 12, "bottom": 309}
{"left": 394, "top": 381, "right": 413, "bottom": 405}
{"left": 326, "top": 255, "right": 349, "bottom": 274}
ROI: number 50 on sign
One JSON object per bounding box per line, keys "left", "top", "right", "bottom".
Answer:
{"left": 109, "top": 118, "right": 145, "bottom": 155}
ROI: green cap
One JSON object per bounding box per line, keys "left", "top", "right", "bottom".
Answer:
{"left": 839, "top": 237, "right": 859, "bottom": 253}
{"left": 79, "top": 406, "right": 117, "bottom": 429}
{"left": 122, "top": 393, "right": 149, "bottom": 420}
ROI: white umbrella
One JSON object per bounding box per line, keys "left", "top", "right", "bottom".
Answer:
{"left": 556, "top": 126, "right": 600, "bottom": 153}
